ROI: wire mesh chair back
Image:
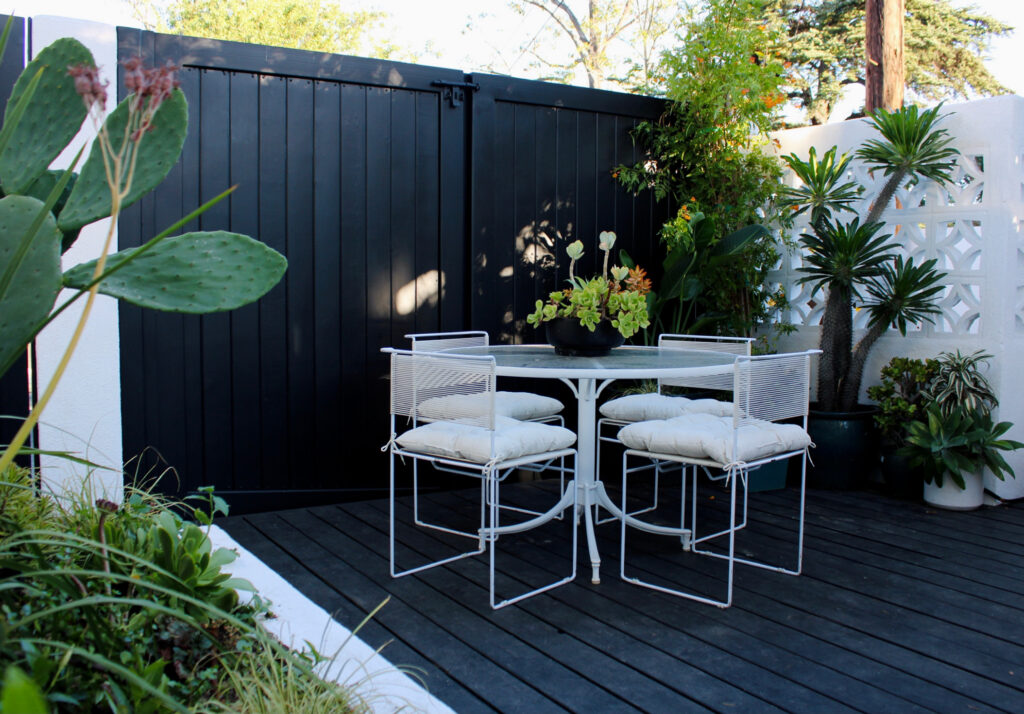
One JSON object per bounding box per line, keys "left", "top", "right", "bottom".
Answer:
{"left": 733, "top": 352, "right": 813, "bottom": 426}
{"left": 389, "top": 348, "right": 496, "bottom": 429}
{"left": 658, "top": 334, "right": 752, "bottom": 392}
{"left": 408, "top": 331, "right": 489, "bottom": 352}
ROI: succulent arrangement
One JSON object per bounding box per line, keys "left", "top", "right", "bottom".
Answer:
{"left": 867, "top": 356, "right": 940, "bottom": 447}
{"left": 526, "top": 231, "right": 652, "bottom": 340}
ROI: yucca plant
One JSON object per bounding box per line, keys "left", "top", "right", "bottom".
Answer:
{"left": 925, "top": 349, "right": 998, "bottom": 418}
{"left": 782, "top": 104, "right": 959, "bottom": 411}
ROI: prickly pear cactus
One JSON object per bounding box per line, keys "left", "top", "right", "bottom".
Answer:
{"left": 0, "top": 196, "right": 62, "bottom": 371}
{"left": 0, "top": 38, "right": 92, "bottom": 194}
{"left": 25, "top": 169, "right": 80, "bottom": 253}
{"left": 63, "top": 231, "right": 288, "bottom": 313}
{"left": 58, "top": 89, "right": 188, "bottom": 232}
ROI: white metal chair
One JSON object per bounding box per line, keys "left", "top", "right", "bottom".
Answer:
{"left": 595, "top": 334, "right": 754, "bottom": 522}
{"left": 408, "top": 330, "right": 566, "bottom": 521}
{"left": 407, "top": 331, "right": 565, "bottom": 424}
{"left": 384, "top": 347, "right": 578, "bottom": 609}
{"left": 617, "top": 350, "right": 818, "bottom": 608}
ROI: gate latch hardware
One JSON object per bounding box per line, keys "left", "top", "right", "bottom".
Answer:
{"left": 432, "top": 80, "right": 479, "bottom": 108}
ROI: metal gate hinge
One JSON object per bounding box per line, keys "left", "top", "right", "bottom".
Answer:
{"left": 431, "top": 80, "right": 479, "bottom": 108}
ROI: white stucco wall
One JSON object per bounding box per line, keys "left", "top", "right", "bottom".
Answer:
{"left": 771, "top": 96, "right": 1024, "bottom": 498}
{"left": 29, "top": 17, "right": 123, "bottom": 502}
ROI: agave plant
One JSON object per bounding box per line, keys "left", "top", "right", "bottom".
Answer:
{"left": 782, "top": 104, "right": 959, "bottom": 412}
{"left": 901, "top": 404, "right": 1023, "bottom": 489}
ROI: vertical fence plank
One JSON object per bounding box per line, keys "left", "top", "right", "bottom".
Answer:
{"left": 312, "top": 80, "right": 342, "bottom": 487}
{"left": 257, "top": 74, "right": 289, "bottom": 493}
{"left": 229, "top": 70, "right": 261, "bottom": 490}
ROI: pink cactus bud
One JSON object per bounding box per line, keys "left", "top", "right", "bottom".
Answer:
{"left": 67, "top": 63, "right": 108, "bottom": 111}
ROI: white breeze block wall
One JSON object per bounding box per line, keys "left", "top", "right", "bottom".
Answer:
{"left": 30, "top": 17, "right": 123, "bottom": 503}
{"left": 771, "top": 96, "right": 1024, "bottom": 499}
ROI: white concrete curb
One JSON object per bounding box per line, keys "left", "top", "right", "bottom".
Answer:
{"left": 207, "top": 525, "right": 455, "bottom": 714}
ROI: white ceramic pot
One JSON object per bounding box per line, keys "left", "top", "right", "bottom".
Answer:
{"left": 923, "top": 469, "right": 984, "bottom": 510}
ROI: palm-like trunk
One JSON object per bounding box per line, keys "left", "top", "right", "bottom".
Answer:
{"left": 817, "top": 286, "right": 853, "bottom": 410}
{"left": 865, "top": 169, "right": 905, "bottom": 224}
{"left": 839, "top": 320, "right": 888, "bottom": 411}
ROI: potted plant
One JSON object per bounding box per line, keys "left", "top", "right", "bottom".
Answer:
{"left": 901, "top": 405, "right": 1023, "bottom": 510}
{"left": 866, "top": 356, "right": 939, "bottom": 498}
{"left": 780, "top": 104, "right": 958, "bottom": 489}
{"left": 899, "top": 350, "right": 1022, "bottom": 509}
{"left": 527, "top": 231, "right": 652, "bottom": 356}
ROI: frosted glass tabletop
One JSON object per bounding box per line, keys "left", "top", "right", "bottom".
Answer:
{"left": 445, "top": 344, "right": 737, "bottom": 380}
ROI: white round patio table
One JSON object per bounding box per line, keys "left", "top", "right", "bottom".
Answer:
{"left": 445, "top": 344, "right": 737, "bottom": 584}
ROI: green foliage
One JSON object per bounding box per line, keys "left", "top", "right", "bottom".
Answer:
{"left": 765, "top": 0, "right": 1012, "bottom": 125}
{"left": 778, "top": 146, "right": 862, "bottom": 230}
{"left": 797, "top": 218, "right": 893, "bottom": 298}
{"left": 925, "top": 349, "right": 998, "bottom": 419}
{"left": 900, "top": 405, "right": 1024, "bottom": 489}
{"left": 866, "top": 356, "right": 939, "bottom": 444}
{"left": 0, "top": 473, "right": 370, "bottom": 713}
{"left": 58, "top": 89, "right": 188, "bottom": 231}
{"left": 64, "top": 231, "right": 288, "bottom": 313}
{"left": 134, "top": 0, "right": 409, "bottom": 60}
{"left": 0, "top": 38, "right": 91, "bottom": 194}
{"left": 615, "top": 0, "right": 791, "bottom": 340}
{"left": 1, "top": 666, "right": 49, "bottom": 714}
{"left": 0, "top": 28, "right": 288, "bottom": 474}
{"left": 781, "top": 105, "right": 959, "bottom": 411}
{"left": 527, "top": 234, "right": 651, "bottom": 339}
{"left": 0, "top": 196, "right": 63, "bottom": 373}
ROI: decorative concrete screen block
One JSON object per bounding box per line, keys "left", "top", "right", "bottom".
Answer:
{"left": 771, "top": 96, "right": 1024, "bottom": 499}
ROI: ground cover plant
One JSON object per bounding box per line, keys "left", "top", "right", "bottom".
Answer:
{"left": 0, "top": 468, "right": 372, "bottom": 712}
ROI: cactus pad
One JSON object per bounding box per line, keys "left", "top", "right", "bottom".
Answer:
{"left": 0, "top": 196, "right": 62, "bottom": 374}
{"left": 58, "top": 89, "right": 187, "bottom": 232}
{"left": 26, "top": 169, "right": 80, "bottom": 253}
{"left": 63, "top": 231, "right": 287, "bottom": 313}
{"left": 0, "top": 38, "right": 92, "bottom": 195}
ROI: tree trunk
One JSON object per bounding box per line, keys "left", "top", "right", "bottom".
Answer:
{"left": 865, "top": 0, "right": 904, "bottom": 113}
{"left": 865, "top": 169, "right": 905, "bottom": 224}
{"left": 839, "top": 320, "right": 888, "bottom": 411}
{"left": 817, "top": 286, "right": 852, "bottom": 411}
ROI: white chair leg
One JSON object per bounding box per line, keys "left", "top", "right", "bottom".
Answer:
{"left": 391, "top": 454, "right": 485, "bottom": 578}
{"left": 619, "top": 453, "right": 735, "bottom": 608}
{"left": 489, "top": 464, "right": 578, "bottom": 610}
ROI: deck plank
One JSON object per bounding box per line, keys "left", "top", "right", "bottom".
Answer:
{"left": 222, "top": 484, "right": 1024, "bottom": 713}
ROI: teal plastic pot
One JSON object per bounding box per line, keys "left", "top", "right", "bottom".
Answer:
{"left": 805, "top": 405, "right": 879, "bottom": 490}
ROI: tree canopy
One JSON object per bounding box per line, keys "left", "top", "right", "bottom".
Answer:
{"left": 767, "top": 0, "right": 1012, "bottom": 125}
{"left": 485, "top": 0, "right": 678, "bottom": 91}
{"left": 127, "top": 0, "right": 410, "bottom": 59}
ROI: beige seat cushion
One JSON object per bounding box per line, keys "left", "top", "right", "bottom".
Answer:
{"left": 418, "top": 391, "right": 563, "bottom": 421}
{"left": 599, "top": 393, "right": 733, "bottom": 421}
{"left": 396, "top": 416, "right": 576, "bottom": 464}
{"left": 618, "top": 413, "right": 811, "bottom": 464}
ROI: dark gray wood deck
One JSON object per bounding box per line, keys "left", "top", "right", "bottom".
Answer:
{"left": 222, "top": 481, "right": 1024, "bottom": 713}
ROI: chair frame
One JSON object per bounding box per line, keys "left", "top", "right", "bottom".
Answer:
{"left": 406, "top": 330, "right": 566, "bottom": 525}
{"left": 596, "top": 334, "right": 754, "bottom": 524}
{"left": 385, "top": 347, "right": 577, "bottom": 609}
{"left": 619, "top": 350, "right": 818, "bottom": 608}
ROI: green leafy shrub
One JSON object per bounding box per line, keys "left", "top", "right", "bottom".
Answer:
{"left": 866, "top": 356, "right": 939, "bottom": 446}
{"left": 615, "top": 0, "right": 793, "bottom": 340}
{"left": 0, "top": 475, "right": 371, "bottom": 713}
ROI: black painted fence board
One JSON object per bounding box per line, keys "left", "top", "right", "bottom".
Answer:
{"left": 116, "top": 29, "right": 667, "bottom": 511}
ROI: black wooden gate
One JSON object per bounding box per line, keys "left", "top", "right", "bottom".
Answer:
{"left": 116, "top": 29, "right": 667, "bottom": 513}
